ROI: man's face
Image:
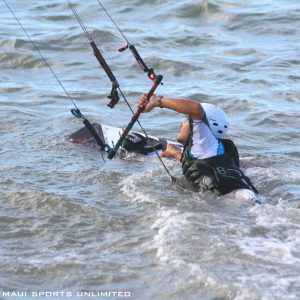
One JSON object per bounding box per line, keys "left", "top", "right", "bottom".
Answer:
{"left": 176, "top": 118, "right": 190, "bottom": 145}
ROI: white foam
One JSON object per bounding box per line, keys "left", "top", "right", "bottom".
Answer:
{"left": 120, "top": 168, "right": 160, "bottom": 204}
{"left": 148, "top": 207, "right": 239, "bottom": 297}
{"left": 150, "top": 207, "right": 192, "bottom": 264}
{"left": 238, "top": 235, "right": 300, "bottom": 265}
{"left": 235, "top": 272, "right": 300, "bottom": 300}
{"left": 251, "top": 203, "right": 300, "bottom": 227}
{"left": 245, "top": 202, "right": 300, "bottom": 265}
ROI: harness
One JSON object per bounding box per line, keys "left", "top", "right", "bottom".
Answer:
{"left": 181, "top": 138, "right": 258, "bottom": 195}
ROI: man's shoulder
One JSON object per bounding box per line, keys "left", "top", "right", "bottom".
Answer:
{"left": 219, "top": 138, "right": 240, "bottom": 166}
{"left": 219, "top": 138, "right": 237, "bottom": 148}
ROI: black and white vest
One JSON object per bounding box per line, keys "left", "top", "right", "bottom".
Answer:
{"left": 181, "top": 138, "right": 258, "bottom": 195}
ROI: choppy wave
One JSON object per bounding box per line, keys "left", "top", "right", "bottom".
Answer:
{"left": 0, "top": 51, "right": 45, "bottom": 69}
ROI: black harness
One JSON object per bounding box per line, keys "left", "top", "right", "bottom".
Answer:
{"left": 181, "top": 138, "right": 258, "bottom": 195}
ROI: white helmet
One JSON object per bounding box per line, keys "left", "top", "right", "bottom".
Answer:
{"left": 201, "top": 103, "right": 229, "bottom": 139}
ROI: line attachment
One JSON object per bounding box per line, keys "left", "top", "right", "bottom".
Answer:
{"left": 96, "top": 0, "right": 161, "bottom": 83}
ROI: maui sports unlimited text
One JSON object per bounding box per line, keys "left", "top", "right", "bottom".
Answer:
{"left": 1, "top": 291, "right": 131, "bottom": 298}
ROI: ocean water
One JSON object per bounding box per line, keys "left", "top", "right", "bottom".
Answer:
{"left": 0, "top": 0, "right": 300, "bottom": 299}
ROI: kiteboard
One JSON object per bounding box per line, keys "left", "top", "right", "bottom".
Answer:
{"left": 68, "top": 123, "right": 183, "bottom": 156}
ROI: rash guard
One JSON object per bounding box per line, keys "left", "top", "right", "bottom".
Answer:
{"left": 189, "top": 120, "right": 225, "bottom": 159}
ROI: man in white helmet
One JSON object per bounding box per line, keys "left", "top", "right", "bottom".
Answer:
{"left": 138, "top": 94, "right": 258, "bottom": 196}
